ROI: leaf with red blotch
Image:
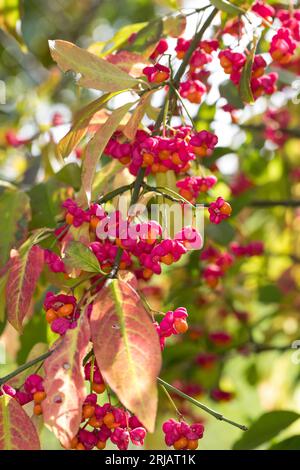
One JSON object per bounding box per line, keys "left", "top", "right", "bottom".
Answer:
{"left": 42, "top": 313, "right": 91, "bottom": 448}
{"left": 105, "top": 51, "right": 150, "bottom": 78}
{"left": 90, "top": 272, "right": 162, "bottom": 432}
{"left": 0, "top": 395, "right": 40, "bottom": 450}
{"left": 6, "top": 244, "right": 44, "bottom": 332}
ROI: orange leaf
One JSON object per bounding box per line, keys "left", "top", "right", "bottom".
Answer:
{"left": 90, "top": 272, "right": 161, "bottom": 432}
{"left": 123, "top": 90, "right": 154, "bottom": 140}
{"left": 6, "top": 245, "right": 44, "bottom": 332}
{"left": 0, "top": 395, "right": 40, "bottom": 450}
{"left": 58, "top": 93, "right": 119, "bottom": 158}
{"left": 42, "top": 313, "right": 91, "bottom": 448}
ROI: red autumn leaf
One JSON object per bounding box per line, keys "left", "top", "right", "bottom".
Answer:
{"left": 6, "top": 245, "right": 44, "bottom": 332}
{"left": 0, "top": 395, "right": 40, "bottom": 450}
{"left": 42, "top": 313, "right": 91, "bottom": 448}
{"left": 105, "top": 51, "right": 150, "bottom": 77}
{"left": 90, "top": 272, "right": 162, "bottom": 432}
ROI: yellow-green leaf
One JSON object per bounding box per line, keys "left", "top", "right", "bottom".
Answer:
{"left": 210, "top": 0, "right": 245, "bottom": 15}
{"left": 64, "top": 241, "right": 103, "bottom": 273}
{"left": 49, "top": 40, "right": 141, "bottom": 92}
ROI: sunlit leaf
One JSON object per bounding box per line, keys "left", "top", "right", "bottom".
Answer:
{"left": 64, "top": 241, "right": 102, "bottom": 273}
{"left": 49, "top": 40, "right": 141, "bottom": 92}
{"left": 210, "top": 0, "right": 245, "bottom": 15}
{"left": 127, "top": 19, "right": 163, "bottom": 54}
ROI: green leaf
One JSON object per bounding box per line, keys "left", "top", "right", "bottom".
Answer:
{"left": 270, "top": 435, "right": 300, "bottom": 450}
{"left": 92, "top": 160, "right": 122, "bottom": 201}
{"left": 98, "top": 22, "right": 147, "bottom": 56}
{"left": 64, "top": 241, "right": 102, "bottom": 273}
{"left": 55, "top": 163, "right": 81, "bottom": 190}
{"left": 28, "top": 179, "right": 64, "bottom": 229}
{"left": 57, "top": 93, "right": 122, "bottom": 158}
{"left": 233, "top": 411, "right": 300, "bottom": 450}
{"left": 210, "top": 0, "right": 245, "bottom": 15}
{"left": 78, "top": 101, "right": 134, "bottom": 206}
{"left": 0, "top": 190, "right": 31, "bottom": 267}
{"left": 49, "top": 40, "right": 141, "bottom": 92}
{"left": 127, "top": 19, "right": 163, "bottom": 54}
{"left": 206, "top": 221, "right": 235, "bottom": 246}
{"left": 219, "top": 80, "right": 244, "bottom": 109}
{"left": 239, "top": 38, "right": 258, "bottom": 104}
{"left": 258, "top": 284, "right": 282, "bottom": 304}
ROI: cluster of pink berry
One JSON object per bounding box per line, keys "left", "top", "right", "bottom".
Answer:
{"left": 0, "top": 374, "right": 46, "bottom": 415}
{"left": 84, "top": 359, "right": 106, "bottom": 395}
{"left": 63, "top": 199, "right": 105, "bottom": 228}
{"left": 219, "top": 50, "right": 277, "bottom": 100}
{"left": 207, "top": 197, "right": 232, "bottom": 225}
{"left": 162, "top": 419, "right": 204, "bottom": 450}
{"left": 201, "top": 241, "right": 264, "bottom": 288}
{"left": 264, "top": 108, "right": 291, "bottom": 147}
{"left": 230, "top": 241, "right": 264, "bottom": 257}
{"left": 155, "top": 307, "right": 188, "bottom": 349}
{"left": 229, "top": 173, "right": 253, "bottom": 196}
{"left": 71, "top": 393, "right": 147, "bottom": 450}
{"left": 176, "top": 174, "right": 217, "bottom": 203}
{"left": 175, "top": 38, "right": 219, "bottom": 104}
{"left": 44, "top": 249, "right": 66, "bottom": 274}
{"left": 46, "top": 199, "right": 212, "bottom": 281}
{"left": 143, "top": 37, "right": 218, "bottom": 105}
{"left": 104, "top": 127, "right": 218, "bottom": 176}
{"left": 43, "top": 292, "right": 80, "bottom": 335}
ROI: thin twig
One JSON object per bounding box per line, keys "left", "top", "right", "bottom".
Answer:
{"left": 157, "top": 377, "right": 248, "bottom": 432}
